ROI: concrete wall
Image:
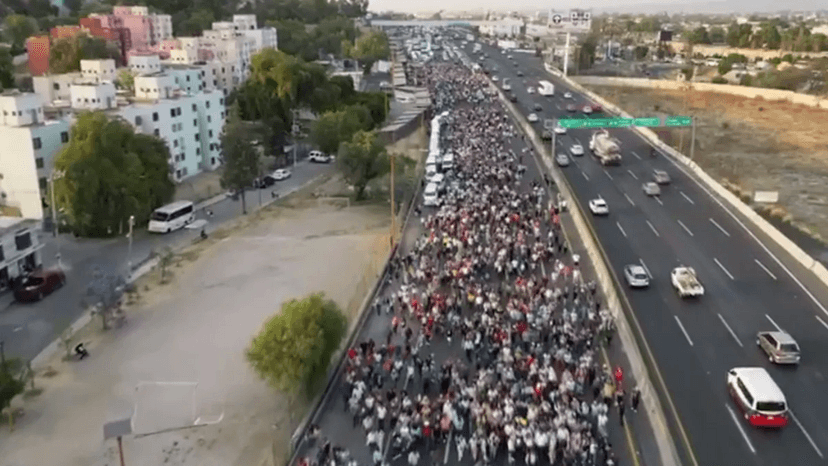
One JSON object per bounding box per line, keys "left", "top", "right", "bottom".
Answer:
{"left": 571, "top": 76, "right": 828, "bottom": 110}
{"left": 668, "top": 42, "right": 828, "bottom": 60}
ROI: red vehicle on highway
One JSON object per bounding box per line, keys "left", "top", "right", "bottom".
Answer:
{"left": 13, "top": 268, "right": 66, "bottom": 302}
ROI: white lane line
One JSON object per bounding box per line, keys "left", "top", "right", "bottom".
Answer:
{"left": 631, "top": 151, "right": 642, "bottom": 160}
{"left": 709, "top": 218, "right": 731, "bottom": 237}
{"left": 677, "top": 220, "right": 694, "bottom": 237}
{"left": 718, "top": 314, "right": 743, "bottom": 347}
{"left": 714, "top": 258, "right": 735, "bottom": 280}
{"left": 765, "top": 314, "right": 783, "bottom": 332}
{"left": 582, "top": 171, "right": 590, "bottom": 180}
{"left": 660, "top": 146, "right": 828, "bottom": 318}
{"left": 817, "top": 316, "right": 828, "bottom": 331}
{"left": 654, "top": 196, "right": 664, "bottom": 206}
{"left": 624, "top": 193, "right": 636, "bottom": 206}
{"left": 674, "top": 316, "right": 694, "bottom": 346}
{"left": 604, "top": 170, "right": 613, "bottom": 180}
{"left": 680, "top": 191, "right": 695, "bottom": 205}
{"left": 790, "top": 410, "right": 825, "bottom": 458}
{"left": 646, "top": 220, "right": 660, "bottom": 237}
{"left": 725, "top": 405, "right": 756, "bottom": 454}
{"left": 616, "top": 221, "right": 627, "bottom": 238}
{"left": 575, "top": 138, "right": 582, "bottom": 146}
{"left": 640, "top": 259, "right": 652, "bottom": 279}
{"left": 627, "top": 169, "right": 638, "bottom": 180}
{"left": 755, "top": 259, "right": 777, "bottom": 280}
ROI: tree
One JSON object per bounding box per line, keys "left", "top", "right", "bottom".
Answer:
{"left": 0, "top": 361, "right": 25, "bottom": 432}
{"left": 220, "top": 103, "right": 260, "bottom": 215}
{"left": 265, "top": 19, "right": 310, "bottom": 58}
{"left": 53, "top": 112, "right": 175, "bottom": 237}
{"left": 116, "top": 69, "right": 136, "bottom": 92}
{"left": 246, "top": 293, "right": 347, "bottom": 418}
{"left": 176, "top": 8, "right": 215, "bottom": 37}
{"left": 0, "top": 49, "right": 14, "bottom": 91}
{"left": 63, "top": 0, "right": 84, "bottom": 15}
{"left": 50, "top": 34, "right": 119, "bottom": 74}
{"left": 709, "top": 26, "right": 726, "bottom": 44}
{"left": 337, "top": 130, "right": 390, "bottom": 200}
{"left": 3, "top": 15, "right": 39, "bottom": 53}
{"left": 633, "top": 46, "right": 649, "bottom": 60}
{"left": 84, "top": 268, "right": 126, "bottom": 330}
{"left": 688, "top": 27, "right": 710, "bottom": 44}
{"left": 345, "top": 30, "right": 390, "bottom": 74}
{"left": 311, "top": 106, "right": 370, "bottom": 155}
{"left": 577, "top": 35, "right": 599, "bottom": 71}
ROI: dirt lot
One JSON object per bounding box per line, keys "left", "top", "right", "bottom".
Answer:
{"left": 586, "top": 85, "right": 828, "bottom": 252}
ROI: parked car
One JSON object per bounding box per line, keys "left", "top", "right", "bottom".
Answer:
{"left": 272, "top": 169, "right": 291, "bottom": 181}
{"left": 255, "top": 175, "right": 277, "bottom": 189}
{"left": 14, "top": 268, "right": 66, "bottom": 302}
{"left": 757, "top": 331, "right": 801, "bottom": 365}
{"left": 309, "top": 150, "right": 331, "bottom": 163}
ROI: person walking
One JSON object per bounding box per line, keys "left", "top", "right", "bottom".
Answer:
{"left": 631, "top": 386, "right": 641, "bottom": 413}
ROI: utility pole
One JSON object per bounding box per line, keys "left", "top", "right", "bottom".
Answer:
{"left": 49, "top": 171, "right": 65, "bottom": 268}
{"left": 690, "top": 116, "right": 696, "bottom": 161}
{"left": 291, "top": 109, "right": 299, "bottom": 167}
{"left": 126, "top": 215, "right": 135, "bottom": 277}
{"left": 563, "top": 32, "right": 571, "bottom": 76}
{"left": 390, "top": 154, "right": 396, "bottom": 248}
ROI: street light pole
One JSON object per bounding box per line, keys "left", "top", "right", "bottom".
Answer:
{"left": 390, "top": 154, "right": 396, "bottom": 248}
{"left": 126, "top": 215, "right": 134, "bottom": 277}
{"left": 292, "top": 109, "right": 299, "bottom": 167}
{"left": 690, "top": 116, "right": 696, "bottom": 162}
{"left": 49, "top": 171, "right": 64, "bottom": 268}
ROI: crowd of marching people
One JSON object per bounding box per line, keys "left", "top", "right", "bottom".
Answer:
{"left": 299, "top": 62, "right": 639, "bottom": 466}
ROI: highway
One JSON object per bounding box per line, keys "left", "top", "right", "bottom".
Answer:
{"left": 461, "top": 40, "right": 828, "bottom": 466}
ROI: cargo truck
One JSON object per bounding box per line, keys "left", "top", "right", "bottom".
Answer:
{"left": 588, "top": 130, "right": 622, "bottom": 166}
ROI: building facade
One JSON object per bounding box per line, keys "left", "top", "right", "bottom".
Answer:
{"left": 0, "top": 217, "right": 44, "bottom": 291}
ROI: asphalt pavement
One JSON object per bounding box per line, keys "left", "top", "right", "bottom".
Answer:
{"left": 468, "top": 42, "right": 828, "bottom": 465}
{"left": 0, "top": 160, "right": 333, "bottom": 362}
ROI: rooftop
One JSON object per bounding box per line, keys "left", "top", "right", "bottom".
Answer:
{"left": 0, "top": 216, "right": 39, "bottom": 237}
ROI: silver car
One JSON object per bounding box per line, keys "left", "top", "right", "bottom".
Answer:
{"left": 624, "top": 264, "right": 650, "bottom": 288}
{"left": 643, "top": 182, "right": 661, "bottom": 196}
{"left": 757, "top": 331, "right": 801, "bottom": 365}
{"left": 556, "top": 153, "right": 570, "bottom": 167}
{"left": 653, "top": 169, "right": 671, "bottom": 184}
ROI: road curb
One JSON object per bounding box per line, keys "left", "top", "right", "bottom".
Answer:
{"left": 497, "top": 83, "right": 684, "bottom": 466}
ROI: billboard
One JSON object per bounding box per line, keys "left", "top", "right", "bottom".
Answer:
{"left": 548, "top": 9, "right": 592, "bottom": 32}
{"left": 657, "top": 30, "right": 673, "bottom": 42}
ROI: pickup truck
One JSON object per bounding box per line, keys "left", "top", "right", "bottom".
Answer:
{"left": 671, "top": 266, "right": 704, "bottom": 298}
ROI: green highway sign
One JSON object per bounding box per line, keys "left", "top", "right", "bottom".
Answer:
{"left": 556, "top": 116, "right": 692, "bottom": 129}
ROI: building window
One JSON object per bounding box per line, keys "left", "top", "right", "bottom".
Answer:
{"left": 195, "top": 134, "right": 200, "bottom": 141}
{"left": 220, "top": 98, "right": 224, "bottom": 105}
{"left": 206, "top": 101, "right": 210, "bottom": 109}
{"left": 154, "top": 128, "right": 160, "bottom": 136}
{"left": 196, "top": 148, "right": 200, "bottom": 155}
{"left": 208, "top": 130, "right": 213, "bottom": 138}
{"left": 153, "top": 112, "right": 159, "bottom": 121}
{"left": 174, "top": 140, "right": 178, "bottom": 148}
{"left": 186, "top": 75, "right": 190, "bottom": 82}
{"left": 135, "top": 116, "right": 142, "bottom": 125}
{"left": 181, "top": 153, "right": 185, "bottom": 160}
{"left": 35, "top": 158, "right": 44, "bottom": 169}
{"left": 53, "top": 83, "right": 60, "bottom": 90}
{"left": 39, "top": 177, "right": 47, "bottom": 191}
{"left": 176, "top": 169, "right": 182, "bottom": 178}
{"left": 193, "top": 119, "right": 197, "bottom": 127}
{"left": 32, "top": 138, "right": 42, "bottom": 150}
{"left": 207, "top": 116, "right": 211, "bottom": 123}
{"left": 176, "top": 107, "right": 182, "bottom": 116}
{"left": 15, "top": 231, "right": 32, "bottom": 251}
{"left": 192, "top": 104, "right": 197, "bottom": 112}
{"left": 60, "top": 131, "right": 69, "bottom": 143}
{"left": 211, "top": 157, "right": 216, "bottom": 165}
{"left": 170, "top": 109, "right": 176, "bottom": 117}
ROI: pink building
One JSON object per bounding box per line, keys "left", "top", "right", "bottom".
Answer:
{"left": 93, "top": 6, "right": 173, "bottom": 54}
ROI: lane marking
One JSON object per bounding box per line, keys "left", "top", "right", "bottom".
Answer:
{"left": 755, "top": 259, "right": 777, "bottom": 280}
{"left": 709, "top": 218, "right": 731, "bottom": 237}
{"left": 624, "top": 193, "right": 635, "bottom": 206}
{"left": 646, "top": 220, "right": 660, "bottom": 237}
{"left": 631, "top": 151, "right": 642, "bottom": 160}
{"left": 790, "top": 410, "right": 825, "bottom": 458}
{"left": 659, "top": 144, "right": 828, "bottom": 318}
{"left": 765, "top": 314, "right": 782, "bottom": 332}
{"left": 714, "top": 258, "right": 735, "bottom": 280}
{"left": 582, "top": 171, "right": 590, "bottom": 181}
{"left": 616, "top": 221, "right": 627, "bottom": 238}
{"left": 575, "top": 138, "right": 582, "bottom": 146}
{"left": 677, "top": 220, "right": 694, "bottom": 236}
{"left": 816, "top": 316, "right": 828, "bottom": 331}
{"left": 604, "top": 170, "right": 613, "bottom": 180}
{"left": 674, "top": 315, "right": 694, "bottom": 346}
{"left": 639, "top": 259, "right": 652, "bottom": 279}
{"left": 680, "top": 191, "right": 695, "bottom": 205}
{"left": 627, "top": 169, "right": 638, "bottom": 180}
{"left": 725, "top": 405, "right": 756, "bottom": 454}
{"left": 654, "top": 196, "right": 663, "bottom": 206}
{"left": 718, "top": 313, "right": 743, "bottom": 347}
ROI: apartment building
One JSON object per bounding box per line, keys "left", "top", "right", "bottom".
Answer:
{"left": 110, "top": 6, "right": 172, "bottom": 52}
{"left": 33, "top": 59, "right": 117, "bottom": 104}
{"left": 0, "top": 92, "right": 70, "bottom": 220}
{"left": 0, "top": 217, "right": 44, "bottom": 291}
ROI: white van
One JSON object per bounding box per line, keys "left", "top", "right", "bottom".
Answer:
{"left": 441, "top": 152, "right": 455, "bottom": 171}
{"left": 148, "top": 200, "right": 195, "bottom": 233}
{"left": 423, "top": 182, "right": 440, "bottom": 206}
{"left": 727, "top": 367, "right": 788, "bottom": 428}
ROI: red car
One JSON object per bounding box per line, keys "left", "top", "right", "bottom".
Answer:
{"left": 13, "top": 268, "right": 66, "bottom": 302}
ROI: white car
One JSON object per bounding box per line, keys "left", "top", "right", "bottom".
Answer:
{"left": 556, "top": 153, "right": 570, "bottom": 167}
{"left": 492, "top": 75, "right": 500, "bottom": 82}
{"left": 308, "top": 150, "right": 331, "bottom": 163}
{"left": 624, "top": 264, "right": 650, "bottom": 288}
{"left": 554, "top": 125, "right": 567, "bottom": 135}
{"left": 423, "top": 182, "right": 440, "bottom": 206}
{"left": 583, "top": 106, "right": 593, "bottom": 114}
{"left": 589, "top": 198, "right": 609, "bottom": 215}
{"left": 570, "top": 144, "right": 584, "bottom": 156}
{"left": 527, "top": 87, "right": 535, "bottom": 94}
{"left": 272, "top": 168, "right": 291, "bottom": 181}
{"left": 643, "top": 182, "right": 661, "bottom": 196}
{"left": 564, "top": 92, "right": 573, "bottom": 99}
{"left": 528, "top": 113, "right": 539, "bottom": 122}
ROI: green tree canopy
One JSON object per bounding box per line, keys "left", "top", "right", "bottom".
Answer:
{"left": 337, "top": 130, "right": 390, "bottom": 200}
{"left": 3, "top": 15, "right": 39, "bottom": 53}
{"left": 726, "top": 23, "right": 753, "bottom": 48}
{"left": 688, "top": 27, "right": 711, "bottom": 44}
{"left": 176, "top": 8, "right": 215, "bottom": 37}
{"left": 311, "top": 106, "right": 370, "bottom": 154}
{"left": 50, "top": 34, "right": 120, "bottom": 74}
{"left": 344, "top": 30, "right": 390, "bottom": 74}
{"left": 246, "top": 293, "right": 347, "bottom": 401}
{"left": 220, "top": 102, "right": 260, "bottom": 215}
{"left": 53, "top": 112, "right": 175, "bottom": 237}
{"left": 709, "top": 27, "right": 726, "bottom": 44}
{"left": 0, "top": 49, "right": 14, "bottom": 90}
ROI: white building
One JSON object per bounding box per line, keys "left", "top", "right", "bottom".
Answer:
{"left": 79, "top": 58, "right": 117, "bottom": 82}
{"left": 0, "top": 91, "right": 70, "bottom": 220}
{"left": 33, "top": 59, "right": 118, "bottom": 104}
{"left": 526, "top": 23, "right": 551, "bottom": 38}
{"left": 129, "top": 54, "right": 163, "bottom": 75}
{"left": 0, "top": 217, "right": 44, "bottom": 290}
{"left": 480, "top": 18, "right": 524, "bottom": 38}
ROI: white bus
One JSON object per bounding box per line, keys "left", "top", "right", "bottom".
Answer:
{"left": 538, "top": 80, "right": 555, "bottom": 96}
{"left": 148, "top": 200, "right": 195, "bottom": 233}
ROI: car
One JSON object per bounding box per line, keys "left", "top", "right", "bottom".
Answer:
{"left": 533, "top": 103, "right": 543, "bottom": 112}
{"left": 556, "top": 153, "right": 570, "bottom": 166}
{"left": 516, "top": 70, "right": 524, "bottom": 77}
{"left": 492, "top": 75, "right": 500, "bottom": 82}
{"left": 254, "top": 175, "right": 277, "bottom": 189}
{"left": 527, "top": 87, "right": 535, "bottom": 94}
{"left": 554, "top": 125, "right": 567, "bottom": 135}
{"left": 272, "top": 168, "right": 291, "bottom": 181}
{"left": 13, "top": 268, "right": 66, "bottom": 302}
{"left": 564, "top": 92, "right": 573, "bottom": 99}
{"left": 513, "top": 61, "right": 518, "bottom": 67}
{"left": 583, "top": 106, "right": 593, "bottom": 114}
{"left": 623, "top": 264, "right": 650, "bottom": 288}
{"left": 509, "top": 93, "right": 518, "bottom": 102}
{"left": 308, "top": 150, "right": 331, "bottom": 163}
{"left": 528, "top": 113, "right": 539, "bottom": 122}
{"left": 756, "top": 331, "right": 801, "bottom": 365}
{"left": 642, "top": 182, "right": 661, "bottom": 196}
{"left": 566, "top": 104, "right": 577, "bottom": 112}
{"left": 588, "top": 198, "right": 609, "bottom": 215}
{"left": 653, "top": 169, "right": 671, "bottom": 184}
{"left": 570, "top": 144, "right": 584, "bottom": 156}
{"left": 379, "top": 81, "right": 392, "bottom": 90}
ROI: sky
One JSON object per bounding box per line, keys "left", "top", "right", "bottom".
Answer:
{"left": 369, "top": 0, "right": 828, "bottom": 15}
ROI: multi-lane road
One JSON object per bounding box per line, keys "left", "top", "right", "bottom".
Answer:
{"left": 463, "top": 40, "right": 828, "bottom": 466}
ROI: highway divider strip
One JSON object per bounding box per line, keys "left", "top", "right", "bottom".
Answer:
{"left": 495, "top": 79, "right": 687, "bottom": 466}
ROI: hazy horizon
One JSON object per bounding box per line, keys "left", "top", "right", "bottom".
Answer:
{"left": 369, "top": 0, "right": 828, "bottom": 15}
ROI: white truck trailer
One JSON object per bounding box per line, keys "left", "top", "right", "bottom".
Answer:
{"left": 671, "top": 266, "right": 705, "bottom": 298}
{"left": 588, "top": 130, "right": 622, "bottom": 166}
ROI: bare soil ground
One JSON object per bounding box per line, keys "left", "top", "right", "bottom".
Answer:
{"left": 586, "top": 85, "right": 828, "bottom": 247}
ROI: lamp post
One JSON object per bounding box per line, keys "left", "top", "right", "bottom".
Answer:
{"left": 49, "top": 171, "right": 65, "bottom": 268}
{"left": 126, "top": 215, "right": 135, "bottom": 278}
